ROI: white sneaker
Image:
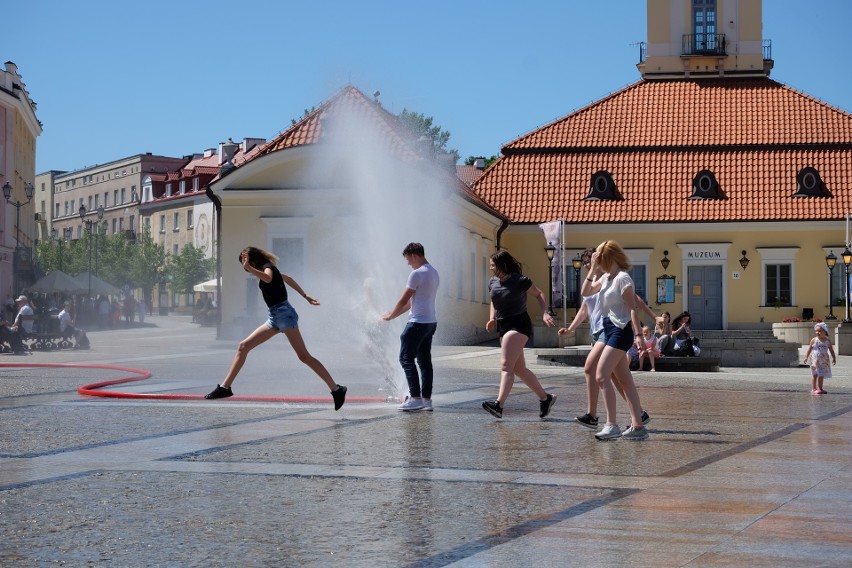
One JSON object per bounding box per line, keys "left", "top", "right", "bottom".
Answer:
{"left": 422, "top": 399, "right": 433, "bottom": 411}
{"left": 621, "top": 425, "right": 649, "bottom": 440}
{"left": 398, "top": 397, "right": 425, "bottom": 412}
{"left": 595, "top": 423, "right": 622, "bottom": 440}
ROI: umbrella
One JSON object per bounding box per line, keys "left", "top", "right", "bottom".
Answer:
{"left": 193, "top": 277, "right": 221, "bottom": 293}
{"left": 75, "top": 272, "right": 121, "bottom": 296}
{"left": 27, "top": 270, "right": 87, "bottom": 294}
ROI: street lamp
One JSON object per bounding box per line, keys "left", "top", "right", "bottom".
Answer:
{"left": 571, "top": 253, "right": 583, "bottom": 311}
{"left": 79, "top": 204, "right": 105, "bottom": 299}
{"left": 50, "top": 227, "right": 69, "bottom": 271}
{"left": 544, "top": 242, "right": 556, "bottom": 317}
{"left": 826, "top": 251, "right": 837, "bottom": 320}
{"left": 843, "top": 248, "right": 852, "bottom": 323}
{"left": 3, "top": 181, "right": 35, "bottom": 296}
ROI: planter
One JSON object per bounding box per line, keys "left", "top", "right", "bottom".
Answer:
{"left": 772, "top": 321, "right": 836, "bottom": 346}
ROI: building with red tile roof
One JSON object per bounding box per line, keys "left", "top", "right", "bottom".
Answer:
{"left": 470, "top": 0, "right": 852, "bottom": 331}
{"left": 209, "top": 85, "right": 504, "bottom": 342}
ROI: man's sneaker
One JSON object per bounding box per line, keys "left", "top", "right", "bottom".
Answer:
{"left": 539, "top": 394, "right": 556, "bottom": 418}
{"left": 641, "top": 410, "right": 651, "bottom": 425}
{"left": 331, "top": 385, "right": 347, "bottom": 411}
{"left": 482, "top": 400, "right": 503, "bottom": 419}
{"left": 205, "top": 384, "right": 233, "bottom": 399}
{"left": 422, "top": 399, "right": 433, "bottom": 411}
{"left": 575, "top": 413, "right": 599, "bottom": 430}
{"left": 595, "top": 423, "right": 622, "bottom": 440}
{"left": 398, "top": 397, "right": 425, "bottom": 411}
{"left": 621, "top": 425, "right": 649, "bottom": 441}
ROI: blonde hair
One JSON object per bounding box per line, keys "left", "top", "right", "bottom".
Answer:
{"left": 596, "top": 240, "right": 631, "bottom": 271}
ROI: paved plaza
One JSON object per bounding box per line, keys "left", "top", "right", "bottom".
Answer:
{"left": 1, "top": 315, "right": 851, "bottom": 567}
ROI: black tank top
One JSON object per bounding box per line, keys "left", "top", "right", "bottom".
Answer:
{"left": 258, "top": 263, "right": 288, "bottom": 307}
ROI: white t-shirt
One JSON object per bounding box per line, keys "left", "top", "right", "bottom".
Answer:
{"left": 58, "top": 309, "right": 72, "bottom": 332}
{"left": 16, "top": 304, "right": 34, "bottom": 333}
{"left": 599, "top": 271, "right": 634, "bottom": 329}
{"left": 406, "top": 263, "right": 440, "bottom": 324}
{"left": 583, "top": 273, "right": 607, "bottom": 335}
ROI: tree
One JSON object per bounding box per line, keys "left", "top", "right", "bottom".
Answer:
{"left": 464, "top": 155, "right": 499, "bottom": 168}
{"left": 398, "top": 109, "right": 460, "bottom": 164}
{"left": 165, "top": 244, "right": 213, "bottom": 297}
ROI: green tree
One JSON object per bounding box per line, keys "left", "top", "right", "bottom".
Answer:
{"left": 129, "top": 229, "right": 167, "bottom": 304}
{"left": 464, "top": 155, "right": 499, "bottom": 168}
{"left": 165, "top": 244, "right": 213, "bottom": 297}
{"left": 398, "top": 109, "right": 460, "bottom": 164}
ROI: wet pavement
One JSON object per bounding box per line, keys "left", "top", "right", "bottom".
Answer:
{"left": 1, "top": 316, "right": 851, "bottom": 567}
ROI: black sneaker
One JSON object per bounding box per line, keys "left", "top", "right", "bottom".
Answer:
{"left": 482, "top": 400, "right": 503, "bottom": 419}
{"left": 539, "top": 394, "right": 556, "bottom": 418}
{"left": 575, "top": 413, "right": 599, "bottom": 429}
{"left": 641, "top": 410, "right": 651, "bottom": 425}
{"left": 204, "top": 384, "right": 233, "bottom": 399}
{"left": 332, "top": 385, "right": 347, "bottom": 411}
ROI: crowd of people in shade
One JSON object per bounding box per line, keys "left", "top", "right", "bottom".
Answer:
{"left": 0, "top": 291, "right": 148, "bottom": 354}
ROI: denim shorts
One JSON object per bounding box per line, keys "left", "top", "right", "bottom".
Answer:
{"left": 265, "top": 301, "right": 299, "bottom": 331}
{"left": 602, "top": 317, "right": 634, "bottom": 352}
{"left": 591, "top": 329, "right": 606, "bottom": 344}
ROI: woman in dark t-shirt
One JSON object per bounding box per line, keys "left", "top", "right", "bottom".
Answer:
{"left": 205, "top": 246, "right": 347, "bottom": 410}
{"left": 481, "top": 250, "right": 557, "bottom": 420}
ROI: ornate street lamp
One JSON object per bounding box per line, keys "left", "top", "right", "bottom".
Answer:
{"left": 544, "top": 242, "right": 556, "bottom": 317}
{"left": 79, "top": 205, "right": 105, "bottom": 299}
{"left": 843, "top": 248, "right": 852, "bottom": 323}
{"left": 4, "top": 181, "right": 35, "bottom": 296}
{"left": 739, "top": 250, "right": 750, "bottom": 271}
{"left": 660, "top": 250, "right": 671, "bottom": 272}
{"left": 571, "top": 253, "right": 583, "bottom": 310}
{"left": 826, "top": 251, "right": 837, "bottom": 320}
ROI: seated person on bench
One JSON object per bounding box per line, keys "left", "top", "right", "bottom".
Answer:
{"left": 58, "top": 301, "right": 90, "bottom": 349}
{"left": 0, "top": 316, "right": 27, "bottom": 354}
{"left": 9, "top": 295, "right": 34, "bottom": 353}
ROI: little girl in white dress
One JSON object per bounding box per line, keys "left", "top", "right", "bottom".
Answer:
{"left": 803, "top": 322, "right": 836, "bottom": 395}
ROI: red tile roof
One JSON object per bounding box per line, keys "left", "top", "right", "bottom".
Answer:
{"left": 456, "top": 164, "right": 486, "bottom": 187}
{"left": 474, "top": 78, "right": 852, "bottom": 224}
{"left": 245, "top": 85, "right": 422, "bottom": 165}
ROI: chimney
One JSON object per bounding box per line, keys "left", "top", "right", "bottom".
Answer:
{"left": 219, "top": 138, "right": 239, "bottom": 166}
{"left": 203, "top": 148, "right": 216, "bottom": 159}
{"left": 473, "top": 157, "right": 486, "bottom": 170}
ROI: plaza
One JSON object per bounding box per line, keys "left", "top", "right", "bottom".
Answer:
{"left": 1, "top": 315, "right": 850, "bottom": 567}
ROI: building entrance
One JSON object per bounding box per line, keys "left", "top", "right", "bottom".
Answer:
{"left": 687, "top": 265, "right": 723, "bottom": 330}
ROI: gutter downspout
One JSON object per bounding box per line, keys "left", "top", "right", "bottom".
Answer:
{"left": 495, "top": 219, "right": 510, "bottom": 250}
{"left": 205, "top": 184, "right": 222, "bottom": 340}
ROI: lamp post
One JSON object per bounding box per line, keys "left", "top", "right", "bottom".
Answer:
{"left": 571, "top": 253, "right": 583, "bottom": 311}
{"left": 50, "top": 228, "right": 68, "bottom": 271}
{"left": 3, "top": 181, "right": 35, "bottom": 296}
{"left": 544, "top": 242, "right": 556, "bottom": 317}
{"left": 826, "top": 251, "right": 837, "bottom": 320}
{"left": 843, "top": 248, "right": 852, "bottom": 323}
{"left": 79, "top": 205, "right": 105, "bottom": 299}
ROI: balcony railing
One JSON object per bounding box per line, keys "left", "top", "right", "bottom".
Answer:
{"left": 763, "top": 39, "right": 772, "bottom": 61}
{"left": 638, "top": 42, "right": 647, "bottom": 64}
{"left": 681, "top": 33, "right": 727, "bottom": 56}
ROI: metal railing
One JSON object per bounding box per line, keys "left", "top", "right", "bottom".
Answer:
{"left": 763, "top": 39, "right": 772, "bottom": 61}
{"left": 681, "top": 33, "right": 727, "bottom": 56}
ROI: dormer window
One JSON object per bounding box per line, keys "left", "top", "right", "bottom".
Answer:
{"left": 585, "top": 170, "right": 621, "bottom": 201}
{"left": 793, "top": 167, "right": 828, "bottom": 197}
{"left": 690, "top": 169, "right": 724, "bottom": 199}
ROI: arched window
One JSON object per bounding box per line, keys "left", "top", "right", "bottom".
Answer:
{"left": 584, "top": 170, "right": 621, "bottom": 201}
{"left": 793, "top": 167, "right": 828, "bottom": 197}
{"left": 690, "top": 169, "right": 724, "bottom": 199}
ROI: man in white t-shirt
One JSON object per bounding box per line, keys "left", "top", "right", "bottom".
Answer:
{"left": 382, "top": 242, "right": 440, "bottom": 412}
{"left": 58, "top": 301, "right": 90, "bottom": 349}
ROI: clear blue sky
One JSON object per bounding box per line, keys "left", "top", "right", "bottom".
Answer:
{"left": 7, "top": 0, "right": 852, "bottom": 174}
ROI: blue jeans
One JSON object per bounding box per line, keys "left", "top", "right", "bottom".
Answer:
{"left": 399, "top": 322, "right": 437, "bottom": 398}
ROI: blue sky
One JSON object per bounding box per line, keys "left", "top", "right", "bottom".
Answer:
{"left": 7, "top": 0, "right": 852, "bottom": 174}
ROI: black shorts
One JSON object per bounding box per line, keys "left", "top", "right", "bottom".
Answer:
{"left": 496, "top": 312, "right": 533, "bottom": 338}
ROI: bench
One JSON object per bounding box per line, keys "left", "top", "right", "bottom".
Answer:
{"left": 21, "top": 331, "right": 75, "bottom": 351}
{"left": 536, "top": 347, "right": 720, "bottom": 372}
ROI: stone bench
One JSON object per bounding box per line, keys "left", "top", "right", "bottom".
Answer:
{"left": 535, "top": 348, "right": 720, "bottom": 372}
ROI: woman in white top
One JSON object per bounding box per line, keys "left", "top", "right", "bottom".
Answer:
{"left": 580, "top": 240, "right": 649, "bottom": 441}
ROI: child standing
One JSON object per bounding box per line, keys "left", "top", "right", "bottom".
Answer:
{"left": 803, "top": 322, "right": 836, "bottom": 395}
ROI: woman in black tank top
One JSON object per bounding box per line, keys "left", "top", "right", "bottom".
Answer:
{"left": 204, "top": 246, "right": 347, "bottom": 410}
